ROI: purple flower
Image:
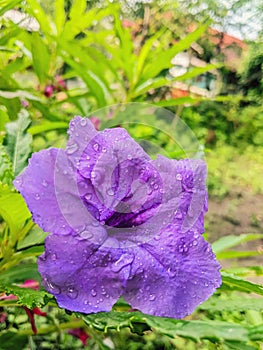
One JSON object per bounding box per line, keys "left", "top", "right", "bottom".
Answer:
{"left": 14, "top": 116, "right": 221, "bottom": 319}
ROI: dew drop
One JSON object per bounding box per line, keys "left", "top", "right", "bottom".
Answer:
{"left": 51, "top": 253, "right": 57, "bottom": 261}
{"left": 167, "top": 267, "right": 176, "bottom": 278}
{"left": 91, "top": 171, "right": 96, "bottom": 178}
{"left": 149, "top": 294, "right": 156, "bottom": 301}
{"left": 91, "top": 289, "right": 97, "bottom": 297}
{"left": 112, "top": 253, "right": 134, "bottom": 273}
{"left": 93, "top": 143, "right": 99, "bottom": 152}
{"left": 107, "top": 188, "right": 114, "bottom": 196}
{"left": 127, "top": 154, "right": 132, "bottom": 160}
{"left": 80, "top": 230, "right": 93, "bottom": 239}
{"left": 67, "top": 143, "right": 79, "bottom": 155}
{"left": 84, "top": 193, "right": 92, "bottom": 201}
{"left": 176, "top": 174, "right": 182, "bottom": 181}
{"left": 46, "top": 280, "right": 61, "bottom": 295}
{"left": 35, "top": 193, "right": 40, "bottom": 200}
{"left": 14, "top": 178, "right": 22, "bottom": 186}
{"left": 42, "top": 179, "right": 48, "bottom": 187}
{"left": 92, "top": 221, "right": 100, "bottom": 227}
{"left": 153, "top": 184, "right": 159, "bottom": 190}
{"left": 67, "top": 286, "right": 78, "bottom": 299}
{"left": 84, "top": 300, "right": 89, "bottom": 305}
{"left": 102, "top": 147, "right": 107, "bottom": 153}
{"left": 192, "top": 240, "right": 198, "bottom": 246}
{"left": 176, "top": 211, "right": 183, "bottom": 219}
{"left": 80, "top": 118, "right": 87, "bottom": 126}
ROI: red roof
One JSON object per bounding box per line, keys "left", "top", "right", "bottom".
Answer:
{"left": 208, "top": 28, "right": 246, "bottom": 50}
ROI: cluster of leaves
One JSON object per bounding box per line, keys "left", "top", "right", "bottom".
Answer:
{"left": 0, "top": 0, "right": 216, "bottom": 123}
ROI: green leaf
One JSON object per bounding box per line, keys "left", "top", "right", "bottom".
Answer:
{"left": 216, "top": 250, "right": 261, "bottom": 259}
{"left": 221, "top": 272, "right": 263, "bottom": 296}
{"left": 17, "top": 226, "right": 47, "bottom": 250}
{"left": 28, "top": 121, "right": 68, "bottom": 135}
{"left": 175, "top": 63, "right": 221, "bottom": 81}
{"left": 154, "top": 96, "right": 199, "bottom": 107}
{"left": 0, "top": 283, "right": 53, "bottom": 309}
{"left": 198, "top": 294, "right": 263, "bottom": 312}
{"left": 0, "top": 183, "right": 31, "bottom": 235}
{"left": 0, "top": 144, "right": 14, "bottom": 186}
{"left": 5, "top": 109, "right": 32, "bottom": 176}
{"left": 224, "top": 266, "right": 263, "bottom": 277}
{"left": 133, "top": 28, "right": 166, "bottom": 86}
{"left": 60, "top": 53, "right": 107, "bottom": 107}
{"left": 0, "top": 262, "right": 39, "bottom": 284}
{"left": 0, "top": 90, "right": 42, "bottom": 101}
{"left": 82, "top": 311, "right": 262, "bottom": 342}
{"left": 68, "top": 0, "right": 86, "bottom": 21}
{"left": 55, "top": 0, "right": 66, "bottom": 36}
{"left": 0, "top": 106, "right": 9, "bottom": 130}
{"left": 133, "top": 64, "right": 217, "bottom": 98}
{"left": 212, "top": 234, "right": 263, "bottom": 254}
{"left": 25, "top": 0, "right": 52, "bottom": 33}
{"left": 112, "top": 12, "right": 135, "bottom": 83}
{"left": 0, "top": 332, "right": 28, "bottom": 350}
{"left": 141, "top": 21, "right": 211, "bottom": 81}
{"left": 0, "top": 0, "right": 23, "bottom": 16}
{"left": 31, "top": 32, "right": 50, "bottom": 84}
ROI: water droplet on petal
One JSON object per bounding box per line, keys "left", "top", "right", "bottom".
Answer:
{"left": 80, "top": 230, "right": 93, "bottom": 239}
{"left": 80, "top": 118, "right": 87, "bottom": 126}
{"left": 84, "top": 193, "right": 92, "bottom": 201}
{"left": 91, "top": 289, "right": 97, "bottom": 297}
{"left": 176, "top": 174, "right": 182, "bottom": 181}
{"left": 35, "top": 193, "right": 40, "bottom": 200}
{"left": 67, "top": 286, "right": 78, "bottom": 299}
{"left": 91, "top": 171, "right": 96, "bottom": 178}
{"left": 107, "top": 188, "right": 114, "bottom": 196}
{"left": 192, "top": 240, "right": 198, "bottom": 246}
{"left": 14, "top": 178, "right": 22, "bottom": 186}
{"left": 167, "top": 267, "right": 176, "bottom": 278}
{"left": 112, "top": 253, "right": 134, "bottom": 273}
{"left": 51, "top": 253, "right": 57, "bottom": 261}
{"left": 46, "top": 279, "right": 61, "bottom": 295}
{"left": 93, "top": 143, "right": 99, "bottom": 152}
{"left": 42, "top": 180, "right": 48, "bottom": 187}
{"left": 67, "top": 143, "right": 79, "bottom": 155}
{"left": 149, "top": 294, "right": 156, "bottom": 301}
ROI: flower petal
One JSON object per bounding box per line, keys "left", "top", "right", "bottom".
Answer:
{"left": 13, "top": 148, "right": 72, "bottom": 235}
{"left": 38, "top": 234, "right": 133, "bottom": 313}
{"left": 141, "top": 156, "right": 208, "bottom": 235}
{"left": 14, "top": 148, "right": 104, "bottom": 241}
{"left": 123, "top": 229, "right": 221, "bottom": 318}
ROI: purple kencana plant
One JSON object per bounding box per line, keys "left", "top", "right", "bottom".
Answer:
{"left": 14, "top": 116, "right": 221, "bottom": 318}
